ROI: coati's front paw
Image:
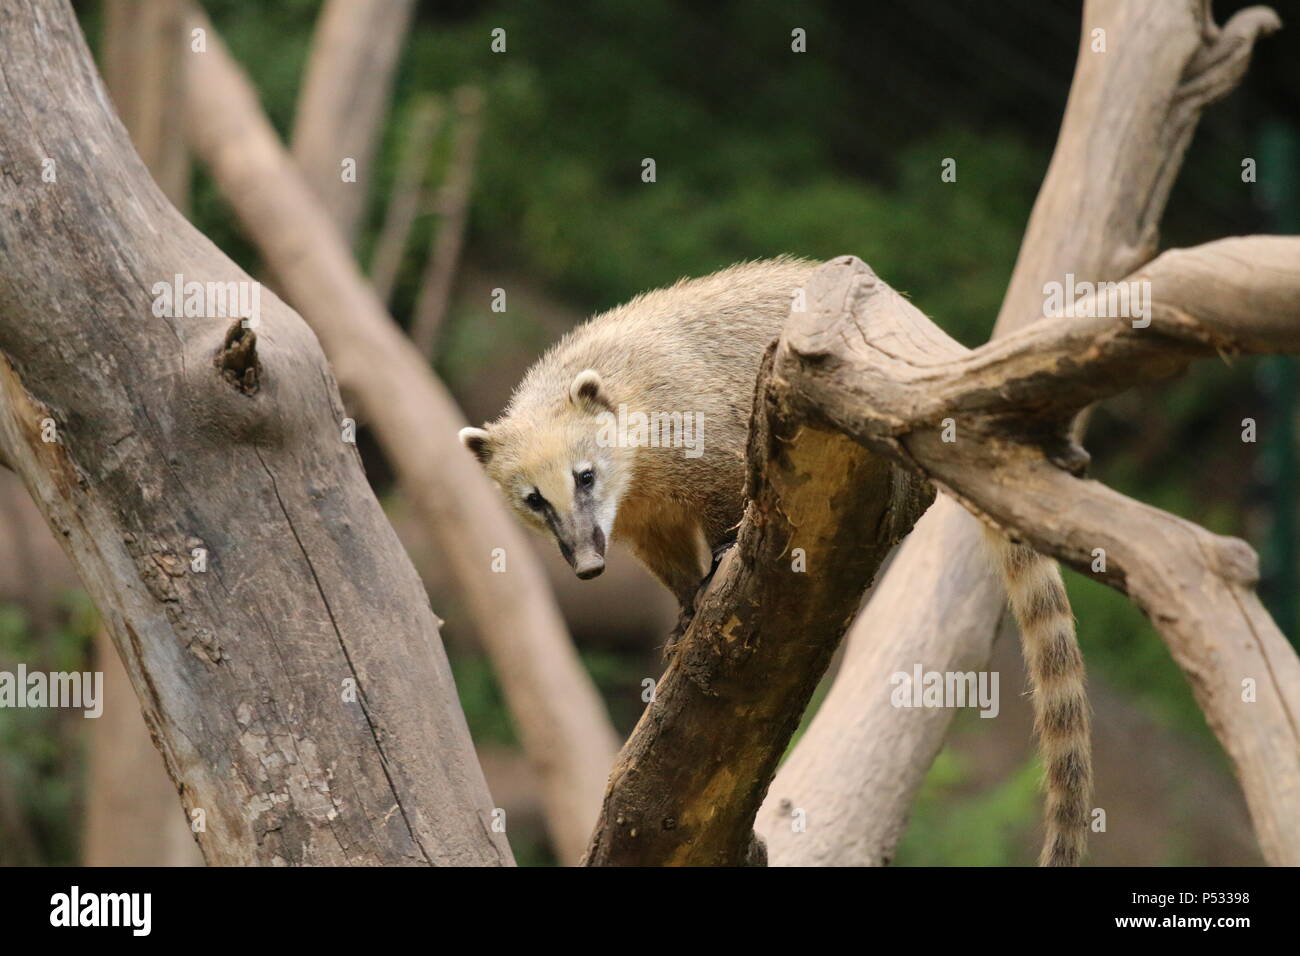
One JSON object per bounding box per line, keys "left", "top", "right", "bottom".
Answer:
{"left": 709, "top": 537, "right": 736, "bottom": 572}
{"left": 664, "top": 603, "right": 694, "bottom": 659}
{"left": 662, "top": 540, "right": 737, "bottom": 659}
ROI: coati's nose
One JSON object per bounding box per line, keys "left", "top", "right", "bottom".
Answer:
{"left": 573, "top": 554, "right": 605, "bottom": 579}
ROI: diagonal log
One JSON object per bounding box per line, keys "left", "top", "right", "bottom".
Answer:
{"left": 583, "top": 259, "right": 934, "bottom": 866}
{"left": 83, "top": 0, "right": 205, "bottom": 867}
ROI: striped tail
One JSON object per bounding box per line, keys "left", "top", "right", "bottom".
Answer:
{"left": 984, "top": 529, "right": 1093, "bottom": 866}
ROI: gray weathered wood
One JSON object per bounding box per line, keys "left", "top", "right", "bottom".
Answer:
{"left": 82, "top": 0, "right": 205, "bottom": 867}
{"left": 0, "top": 0, "right": 508, "bottom": 866}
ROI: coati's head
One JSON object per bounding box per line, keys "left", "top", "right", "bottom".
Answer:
{"left": 459, "top": 369, "right": 630, "bottom": 580}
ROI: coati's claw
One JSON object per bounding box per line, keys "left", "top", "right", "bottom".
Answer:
{"left": 664, "top": 539, "right": 736, "bottom": 658}
{"left": 664, "top": 604, "right": 694, "bottom": 659}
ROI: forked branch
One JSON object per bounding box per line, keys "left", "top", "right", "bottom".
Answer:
{"left": 795, "top": 243, "right": 1300, "bottom": 865}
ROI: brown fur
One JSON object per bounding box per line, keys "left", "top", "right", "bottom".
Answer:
{"left": 462, "top": 258, "right": 1094, "bottom": 865}
{"left": 985, "top": 531, "right": 1093, "bottom": 866}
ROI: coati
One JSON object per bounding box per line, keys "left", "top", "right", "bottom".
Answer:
{"left": 459, "top": 258, "right": 1092, "bottom": 866}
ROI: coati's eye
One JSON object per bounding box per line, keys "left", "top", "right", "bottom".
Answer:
{"left": 576, "top": 469, "right": 595, "bottom": 490}
{"left": 525, "top": 490, "right": 544, "bottom": 511}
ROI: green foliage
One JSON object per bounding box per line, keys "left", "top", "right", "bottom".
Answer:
{"left": 397, "top": 5, "right": 1038, "bottom": 347}
{"left": 895, "top": 748, "right": 1041, "bottom": 866}
{"left": 451, "top": 647, "right": 644, "bottom": 748}
{"left": 448, "top": 653, "right": 517, "bottom": 748}
{"left": 0, "top": 594, "right": 99, "bottom": 865}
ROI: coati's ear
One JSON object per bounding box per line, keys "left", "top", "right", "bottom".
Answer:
{"left": 569, "top": 369, "right": 612, "bottom": 413}
{"left": 458, "top": 426, "right": 493, "bottom": 465}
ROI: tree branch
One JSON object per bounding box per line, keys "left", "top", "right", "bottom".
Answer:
{"left": 369, "top": 95, "right": 443, "bottom": 305}
{"left": 409, "top": 86, "right": 484, "bottom": 358}
{"left": 289, "top": 0, "right": 416, "bottom": 248}
{"left": 795, "top": 246, "right": 1300, "bottom": 865}
{"left": 583, "top": 259, "right": 933, "bottom": 866}
{"left": 761, "top": 0, "right": 1281, "bottom": 866}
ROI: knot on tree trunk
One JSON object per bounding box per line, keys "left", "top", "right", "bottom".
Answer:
{"left": 214, "top": 320, "right": 260, "bottom": 394}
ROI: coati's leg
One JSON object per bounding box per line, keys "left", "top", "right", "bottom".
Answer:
{"left": 662, "top": 534, "right": 739, "bottom": 651}
{"left": 696, "top": 530, "right": 738, "bottom": 603}
{"left": 641, "top": 529, "right": 710, "bottom": 607}
{"left": 616, "top": 496, "right": 709, "bottom": 598}
{"left": 623, "top": 512, "right": 713, "bottom": 655}
{"left": 662, "top": 531, "right": 741, "bottom": 657}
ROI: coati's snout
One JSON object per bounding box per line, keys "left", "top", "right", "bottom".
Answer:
{"left": 573, "top": 553, "right": 605, "bottom": 579}
{"left": 560, "top": 524, "right": 606, "bottom": 579}
{"left": 573, "top": 526, "right": 606, "bottom": 579}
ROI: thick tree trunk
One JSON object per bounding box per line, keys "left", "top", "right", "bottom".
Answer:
{"left": 0, "top": 0, "right": 508, "bottom": 866}
{"left": 183, "top": 10, "right": 617, "bottom": 865}
{"left": 760, "top": 0, "right": 1282, "bottom": 866}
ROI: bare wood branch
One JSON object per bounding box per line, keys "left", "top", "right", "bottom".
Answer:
{"left": 0, "top": 0, "right": 507, "bottom": 865}
{"left": 409, "top": 86, "right": 484, "bottom": 358}
{"left": 583, "top": 259, "right": 934, "bottom": 866}
{"left": 290, "top": 0, "right": 416, "bottom": 247}
{"left": 102, "top": 0, "right": 189, "bottom": 205}
{"left": 184, "top": 11, "right": 617, "bottom": 865}
{"left": 761, "top": 0, "right": 1282, "bottom": 866}
{"left": 369, "top": 96, "right": 444, "bottom": 306}
{"left": 793, "top": 247, "right": 1300, "bottom": 865}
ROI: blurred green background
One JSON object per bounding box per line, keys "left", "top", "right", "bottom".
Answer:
{"left": 1, "top": 0, "right": 1295, "bottom": 865}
